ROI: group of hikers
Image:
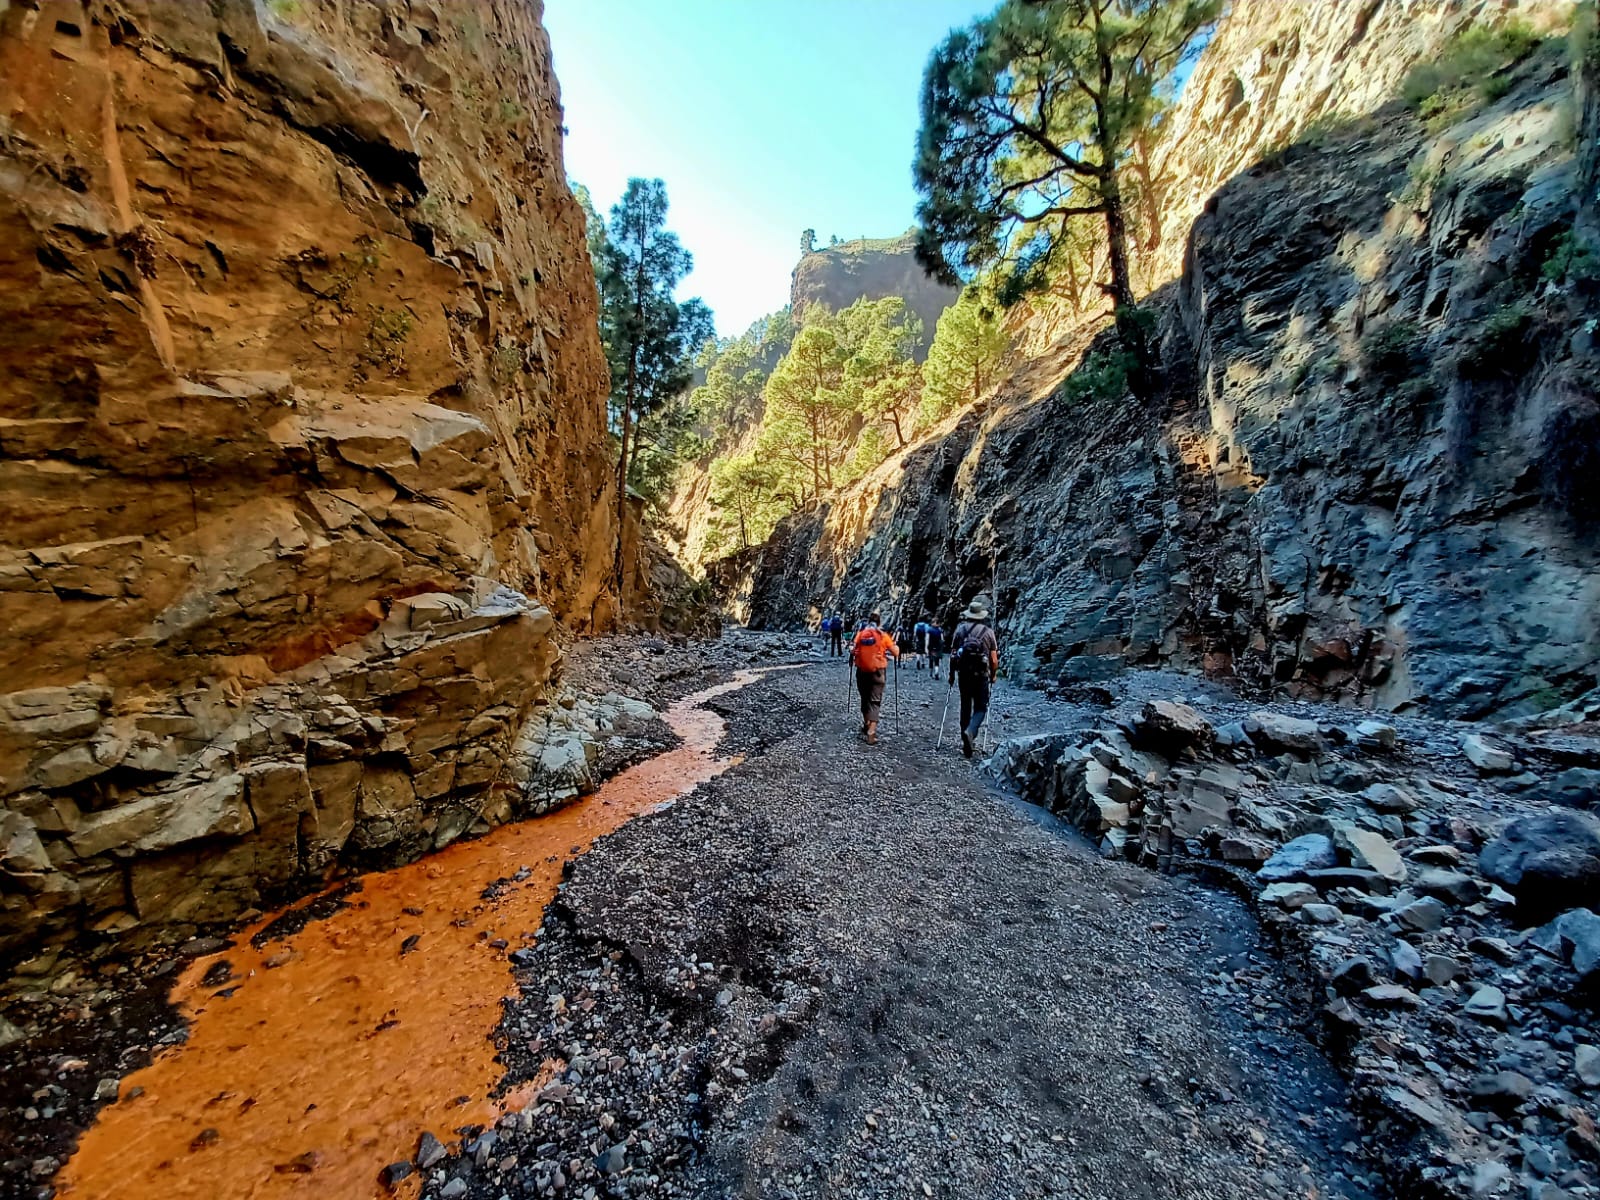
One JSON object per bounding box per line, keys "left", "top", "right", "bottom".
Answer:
{"left": 817, "top": 598, "right": 1000, "bottom": 756}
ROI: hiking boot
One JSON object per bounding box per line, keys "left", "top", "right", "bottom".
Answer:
{"left": 961, "top": 731, "right": 973, "bottom": 759}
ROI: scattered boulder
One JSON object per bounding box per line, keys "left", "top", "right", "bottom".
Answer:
{"left": 1363, "top": 983, "right": 1422, "bottom": 1008}
{"left": 1334, "top": 825, "right": 1407, "bottom": 884}
{"left": 1575, "top": 1045, "right": 1600, "bottom": 1088}
{"left": 1331, "top": 955, "right": 1379, "bottom": 992}
{"left": 1479, "top": 811, "right": 1600, "bottom": 923}
{"left": 1390, "top": 897, "right": 1449, "bottom": 934}
{"left": 1464, "top": 985, "right": 1510, "bottom": 1024}
{"left": 1414, "top": 869, "right": 1481, "bottom": 906}
{"left": 1391, "top": 940, "right": 1424, "bottom": 983}
{"left": 1258, "top": 834, "right": 1338, "bottom": 882}
{"left": 1355, "top": 720, "right": 1398, "bottom": 750}
{"left": 1461, "top": 733, "right": 1514, "bottom": 775}
{"left": 1363, "top": 782, "right": 1421, "bottom": 814}
{"left": 1522, "top": 767, "right": 1600, "bottom": 810}
{"left": 1469, "top": 1071, "right": 1534, "bottom": 1111}
{"left": 1555, "top": 908, "right": 1600, "bottom": 985}
{"left": 1132, "top": 701, "right": 1214, "bottom": 755}
{"left": 1245, "top": 711, "right": 1322, "bottom": 755}
{"left": 1261, "top": 881, "right": 1319, "bottom": 909}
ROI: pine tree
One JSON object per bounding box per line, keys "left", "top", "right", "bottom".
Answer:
{"left": 919, "top": 289, "right": 1009, "bottom": 425}
{"left": 763, "top": 324, "right": 850, "bottom": 501}
{"left": 591, "top": 179, "right": 712, "bottom": 583}
{"left": 913, "top": 0, "right": 1217, "bottom": 394}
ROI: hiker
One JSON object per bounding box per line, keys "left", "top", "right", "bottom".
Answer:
{"left": 948, "top": 596, "right": 999, "bottom": 759}
{"left": 926, "top": 621, "right": 945, "bottom": 674}
{"left": 913, "top": 618, "right": 929, "bottom": 670}
{"left": 850, "top": 610, "right": 900, "bottom": 745}
{"left": 828, "top": 613, "right": 844, "bottom": 657}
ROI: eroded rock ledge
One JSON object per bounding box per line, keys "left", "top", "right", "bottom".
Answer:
{"left": 0, "top": 0, "right": 622, "bottom": 964}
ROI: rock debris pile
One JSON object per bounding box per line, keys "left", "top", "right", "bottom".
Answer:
{"left": 990, "top": 688, "right": 1600, "bottom": 1198}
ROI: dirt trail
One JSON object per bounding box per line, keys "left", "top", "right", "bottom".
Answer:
{"left": 459, "top": 645, "right": 1378, "bottom": 1200}
{"left": 54, "top": 672, "right": 764, "bottom": 1200}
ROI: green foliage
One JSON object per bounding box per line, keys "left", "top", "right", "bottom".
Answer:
{"left": 266, "top": 0, "right": 301, "bottom": 17}
{"left": 919, "top": 288, "right": 1009, "bottom": 425}
{"left": 497, "top": 98, "right": 527, "bottom": 126}
{"left": 1360, "top": 318, "right": 1423, "bottom": 381}
{"left": 489, "top": 337, "right": 522, "bottom": 385}
{"left": 913, "top": 0, "right": 1218, "bottom": 375}
{"left": 1543, "top": 231, "right": 1600, "bottom": 285}
{"left": 1402, "top": 22, "right": 1541, "bottom": 130}
{"left": 362, "top": 306, "right": 413, "bottom": 374}
{"left": 1058, "top": 345, "right": 1135, "bottom": 405}
{"left": 1458, "top": 300, "right": 1536, "bottom": 377}
{"left": 587, "top": 179, "right": 714, "bottom": 510}
{"left": 706, "top": 452, "right": 789, "bottom": 553}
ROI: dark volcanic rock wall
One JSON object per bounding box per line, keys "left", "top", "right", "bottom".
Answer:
{"left": 741, "top": 23, "right": 1599, "bottom": 721}
{"left": 0, "top": 0, "right": 623, "bottom": 963}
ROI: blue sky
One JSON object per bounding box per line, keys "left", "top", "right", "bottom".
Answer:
{"left": 544, "top": 0, "right": 993, "bottom": 337}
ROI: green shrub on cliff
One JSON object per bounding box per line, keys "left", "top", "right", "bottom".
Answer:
{"left": 1402, "top": 23, "right": 1542, "bottom": 130}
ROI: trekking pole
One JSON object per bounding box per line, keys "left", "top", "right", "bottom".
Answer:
{"left": 936, "top": 677, "right": 953, "bottom": 750}
{"left": 894, "top": 657, "right": 901, "bottom": 731}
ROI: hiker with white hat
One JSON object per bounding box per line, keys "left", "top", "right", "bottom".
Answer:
{"left": 947, "top": 595, "right": 999, "bottom": 759}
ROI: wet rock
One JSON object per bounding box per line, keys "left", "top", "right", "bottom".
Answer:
{"left": 1469, "top": 1071, "right": 1534, "bottom": 1110}
{"left": 1464, "top": 986, "right": 1510, "bottom": 1024}
{"left": 1479, "top": 811, "right": 1600, "bottom": 922}
{"left": 416, "top": 1131, "right": 447, "bottom": 1170}
{"left": 1461, "top": 733, "right": 1515, "bottom": 775}
{"left": 1258, "top": 834, "right": 1337, "bottom": 883}
{"left": 379, "top": 1161, "right": 413, "bottom": 1190}
{"left": 596, "top": 1142, "right": 627, "bottom": 1174}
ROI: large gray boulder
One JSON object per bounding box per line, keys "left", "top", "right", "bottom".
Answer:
{"left": 1258, "top": 833, "right": 1338, "bottom": 882}
{"left": 1479, "top": 810, "right": 1600, "bottom": 923}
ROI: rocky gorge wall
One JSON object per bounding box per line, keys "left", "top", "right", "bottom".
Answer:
{"left": 791, "top": 232, "right": 959, "bottom": 354}
{"left": 0, "top": 0, "right": 625, "bottom": 965}
{"left": 728, "top": 0, "right": 1599, "bottom": 723}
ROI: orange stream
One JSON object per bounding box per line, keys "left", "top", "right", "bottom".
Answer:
{"left": 58, "top": 672, "right": 762, "bottom": 1200}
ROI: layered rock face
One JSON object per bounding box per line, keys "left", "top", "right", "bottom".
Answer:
{"left": 791, "top": 232, "right": 958, "bottom": 354}
{"left": 732, "top": 0, "right": 1598, "bottom": 721}
{"left": 0, "top": 0, "right": 620, "bottom": 961}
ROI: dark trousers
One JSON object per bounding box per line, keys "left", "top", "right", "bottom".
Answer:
{"left": 958, "top": 672, "right": 991, "bottom": 737}
{"left": 830, "top": 630, "right": 843, "bottom": 656}
{"left": 857, "top": 668, "right": 886, "bottom": 722}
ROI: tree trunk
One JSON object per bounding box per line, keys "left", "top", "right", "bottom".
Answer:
{"left": 1101, "top": 181, "right": 1152, "bottom": 401}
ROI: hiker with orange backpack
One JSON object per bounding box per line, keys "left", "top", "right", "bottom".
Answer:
{"left": 849, "top": 611, "right": 900, "bottom": 745}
